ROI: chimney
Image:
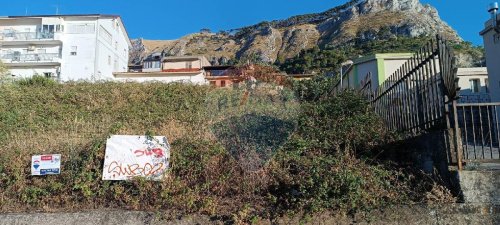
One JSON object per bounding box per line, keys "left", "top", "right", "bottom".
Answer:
{"left": 489, "top": 2, "right": 499, "bottom": 32}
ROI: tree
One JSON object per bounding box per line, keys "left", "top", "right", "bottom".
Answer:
{"left": 200, "top": 28, "right": 211, "bottom": 34}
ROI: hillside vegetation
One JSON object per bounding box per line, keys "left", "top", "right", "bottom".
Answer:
{"left": 279, "top": 37, "right": 485, "bottom": 74}
{"left": 0, "top": 77, "right": 453, "bottom": 221}
{"left": 131, "top": 0, "right": 463, "bottom": 66}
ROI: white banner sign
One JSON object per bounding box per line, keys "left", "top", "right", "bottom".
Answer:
{"left": 102, "top": 135, "right": 170, "bottom": 181}
{"left": 31, "top": 154, "right": 61, "bottom": 176}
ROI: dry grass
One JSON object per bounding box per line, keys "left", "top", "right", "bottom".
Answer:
{"left": 0, "top": 81, "right": 299, "bottom": 215}
{"left": 0, "top": 79, "right": 454, "bottom": 220}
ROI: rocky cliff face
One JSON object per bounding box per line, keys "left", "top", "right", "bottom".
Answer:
{"left": 130, "top": 0, "right": 461, "bottom": 66}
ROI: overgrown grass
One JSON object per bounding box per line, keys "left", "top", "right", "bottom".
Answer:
{"left": 0, "top": 77, "right": 452, "bottom": 221}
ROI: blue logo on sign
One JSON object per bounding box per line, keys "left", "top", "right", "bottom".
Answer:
{"left": 33, "top": 160, "right": 40, "bottom": 170}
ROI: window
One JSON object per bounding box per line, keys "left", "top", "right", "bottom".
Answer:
{"left": 42, "top": 25, "right": 55, "bottom": 33}
{"left": 470, "top": 79, "right": 480, "bottom": 93}
{"left": 43, "top": 72, "right": 53, "bottom": 78}
{"left": 221, "top": 80, "right": 226, "bottom": 87}
{"left": 186, "top": 61, "right": 193, "bottom": 69}
{"left": 56, "top": 25, "right": 64, "bottom": 32}
{"left": 485, "top": 79, "right": 489, "bottom": 93}
{"left": 209, "top": 81, "right": 216, "bottom": 86}
{"left": 70, "top": 46, "right": 77, "bottom": 56}
{"left": 37, "top": 49, "right": 46, "bottom": 54}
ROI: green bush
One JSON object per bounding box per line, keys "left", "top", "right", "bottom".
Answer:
{"left": 0, "top": 81, "right": 452, "bottom": 218}
{"left": 269, "top": 89, "right": 401, "bottom": 213}
{"left": 16, "top": 75, "right": 57, "bottom": 87}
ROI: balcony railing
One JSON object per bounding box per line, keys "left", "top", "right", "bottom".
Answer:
{"left": 0, "top": 53, "right": 61, "bottom": 63}
{"left": 459, "top": 94, "right": 491, "bottom": 104}
{"left": 0, "top": 32, "right": 55, "bottom": 41}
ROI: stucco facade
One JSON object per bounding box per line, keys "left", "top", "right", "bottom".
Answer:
{"left": 113, "top": 72, "right": 207, "bottom": 84}
{"left": 457, "top": 67, "right": 490, "bottom": 103}
{"left": 338, "top": 53, "right": 413, "bottom": 91}
{"left": 481, "top": 13, "right": 500, "bottom": 102}
{"left": 162, "top": 56, "right": 210, "bottom": 72}
{"left": 0, "top": 14, "right": 130, "bottom": 82}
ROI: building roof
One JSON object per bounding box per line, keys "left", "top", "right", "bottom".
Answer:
{"left": 1, "top": 14, "right": 121, "bottom": 19}
{"left": 203, "top": 65, "right": 234, "bottom": 71}
{"left": 352, "top": 53, "right": 414, "bottom": 65}
{"left": 163, "top": 55, "right": 208, "bottom": 62}
{"left": 480, "top": 14, "right": 500, "bottom": 35}
{"left": 114, "top": 71, "right": 203, "bottom": 78}
{"left": 457, "top": 67, "right": 488, "bottom": 76}
{"left": 143, "top": 52, "right": 163, "bottom": 62}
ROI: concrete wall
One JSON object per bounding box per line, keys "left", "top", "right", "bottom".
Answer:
{"left": 482, "top": 15, "right": 500, "bottom": 102}
{"left": 456, "top": 170, "right": 500, "bottom": 204}
{"left": 114, "top": 72, "right": 207, "bottom": 84}
{"left": 0, "top": 204, "right": 498, "bottom": 225}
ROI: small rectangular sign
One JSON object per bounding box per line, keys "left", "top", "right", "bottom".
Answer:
{"left": 31, "top": 154, "right": 61, "bottom": 176}
{"left": 102, "top": 135, "right": 170, "bottom": 181}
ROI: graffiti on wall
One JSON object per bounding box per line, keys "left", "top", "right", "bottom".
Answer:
{"left": 102, "top": 135, "right": 170, "bottom": 181}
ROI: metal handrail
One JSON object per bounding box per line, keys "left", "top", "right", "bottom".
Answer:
{"left": 457, "top": 102, "right": 500, "bottom": 107}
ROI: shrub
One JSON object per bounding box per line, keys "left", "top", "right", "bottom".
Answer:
{"left": 269, "top": 90, "right": 401, "bottom": 213}
{"left": 0, "top": 80, "right": 452, "bottom": 218}
{"left": 17, "top": 75, "right": 57, "bottom": 86}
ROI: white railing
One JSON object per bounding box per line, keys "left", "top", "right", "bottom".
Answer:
{"left": 0, "top": 53, "right": 60, "bottom": 63}
{"left": 0, "top": 31, "right": 55, "bottom": 41}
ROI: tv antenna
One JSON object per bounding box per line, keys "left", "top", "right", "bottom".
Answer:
{"left": 53, "top": 5, "right": 59, "bottom": 15}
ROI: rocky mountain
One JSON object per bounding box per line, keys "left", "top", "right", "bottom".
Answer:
{"left": 130, "top": 0, "right": 462, "bottom": 66}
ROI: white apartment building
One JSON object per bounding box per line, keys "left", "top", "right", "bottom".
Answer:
{"left": 0, "top": 14, "right": 130, "bottom": 81}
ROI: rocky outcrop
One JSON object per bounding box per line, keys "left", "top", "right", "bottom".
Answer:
{"left": 130, "top": 0, "right": 462, "bottom": 66}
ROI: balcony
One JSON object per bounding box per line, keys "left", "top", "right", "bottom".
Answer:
{"left": 1, "top": 53, "right": 61, "bottom": 65}
{"left": 0, "top": 31, "right": 55, "bottom": 41}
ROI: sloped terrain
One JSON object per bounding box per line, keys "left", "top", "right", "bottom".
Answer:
{"left": 130, "top": 0, "right": 461, "bottom": 65}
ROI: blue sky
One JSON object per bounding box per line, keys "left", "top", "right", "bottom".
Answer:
{"left": 1, "top": 0, "right": 495, "bottom": 45}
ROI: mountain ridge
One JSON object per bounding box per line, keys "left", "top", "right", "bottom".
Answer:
{"left": 130, "top": 0, "right": 462, "bottom": 66}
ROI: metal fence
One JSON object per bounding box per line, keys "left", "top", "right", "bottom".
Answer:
{"left": 455, "top": 103, "right": 500, "bottom": 161}
{"left": 371, "top": 35, "right": 459, "bottom": 135}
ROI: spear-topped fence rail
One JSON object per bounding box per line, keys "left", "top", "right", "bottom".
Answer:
{"left": 339, "top": 35, "right": 499, "bottom": 168}
{"left": 371, "top": 35, "right": 460, "bottom": 135}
